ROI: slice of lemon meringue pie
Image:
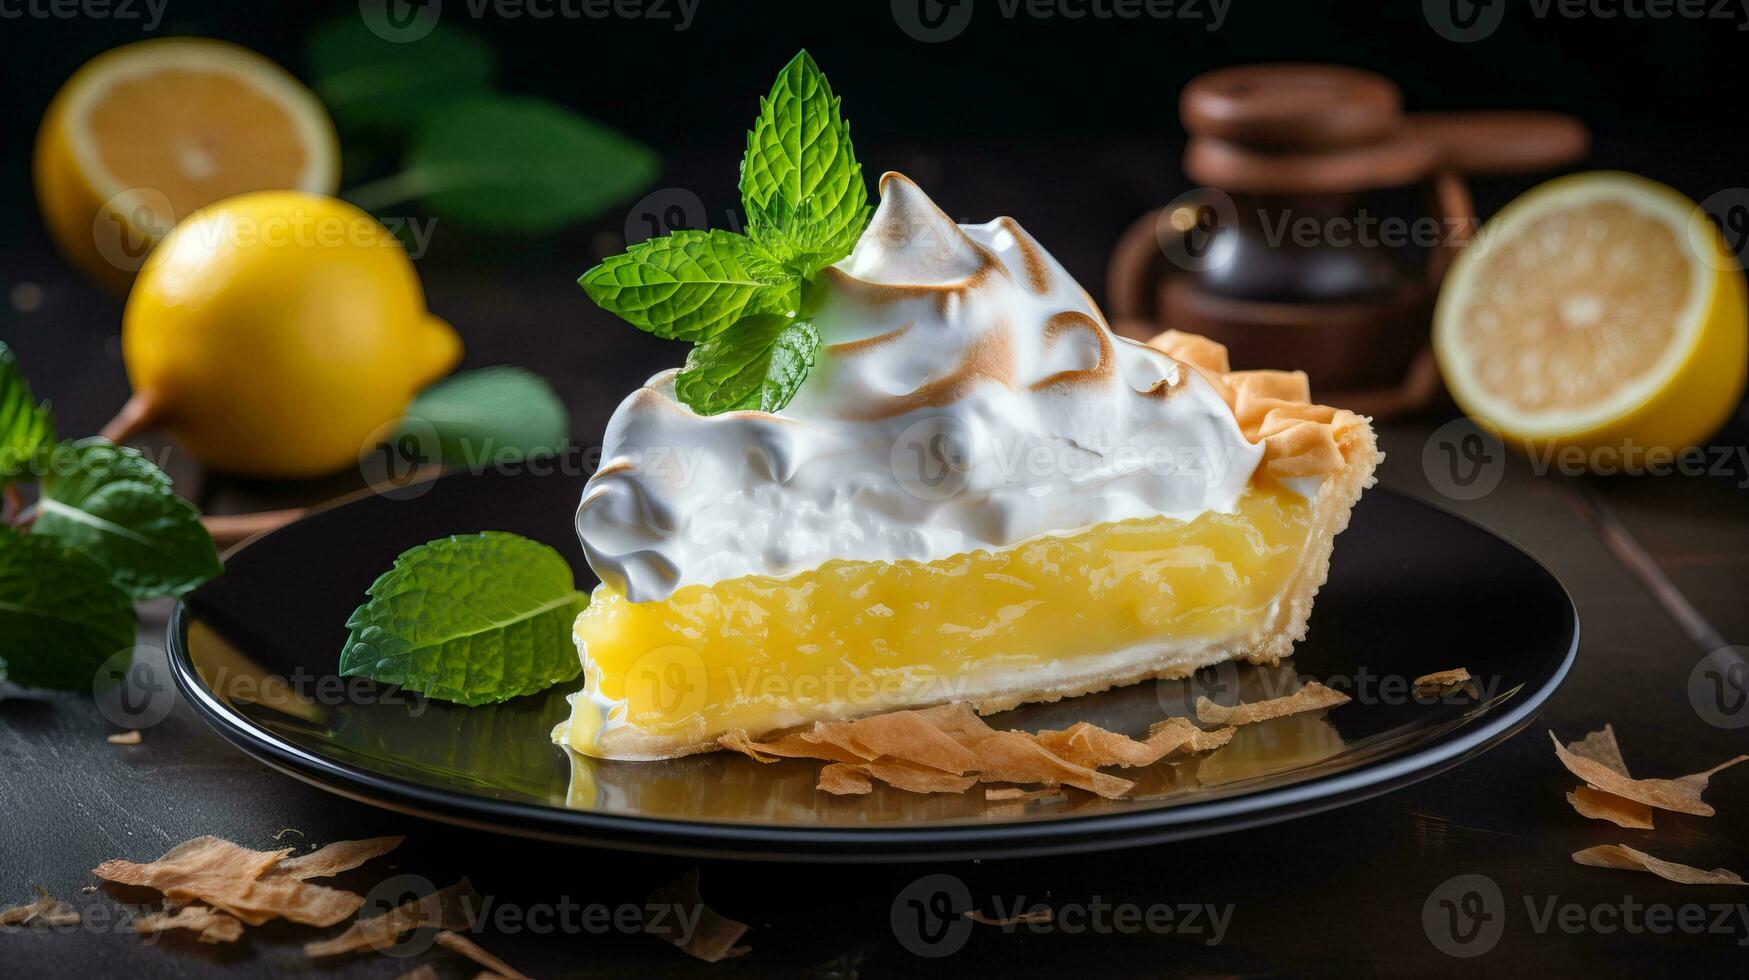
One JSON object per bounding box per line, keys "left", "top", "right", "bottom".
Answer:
{"left": 556, "top": 172, "right": 1380, "bottom": 761}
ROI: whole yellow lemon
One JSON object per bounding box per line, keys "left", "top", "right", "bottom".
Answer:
{"left": 122, "top": 191, "right": 461, "bottom": 478}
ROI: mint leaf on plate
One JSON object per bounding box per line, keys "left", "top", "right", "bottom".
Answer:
{"left": 675, "top": 315, "right": 820, "bottom": 414}
{"left": 399, "top": 95, "right": 660, "bottom": 234}
{"left": 403, "top": 367, "right": 569, "bottom": 468}
{"left": 0, "top": 342, "right": 54, "bottom": 483}
{"left": 0, "top": 523, "right": 136, "bottom": 691}
{"left": 339, "top": 532, "right": 588, "bottom": 706}
{"left": 739, "top": 50, "right": 869, "bottom": 272}
{"left": 308, "top": 15, "right": 497, "bottom": 140}
{"left": 32, "top": 439, "right": 222, "bottom": 601}
{"left": 580, "top": 230, "right": 799, "bottom": 342}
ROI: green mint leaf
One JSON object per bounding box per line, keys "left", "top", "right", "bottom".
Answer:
{"left": 748, "top": 194, "right": 869, "bottom": 276}
{"left": 32, "top": 439, "right": 222, "bottom": 601}
{"left": 0, "top": 523, "right": 136, "bottom": 691}
{"left": 403, "top": 367, "right": 570, "bottom": 469}
{"left": 580, "top": 230, "right": 799, "bottom": 342}
{"left": 402, "top": 95, "right": 660, "bottom": 233}
{"left": 0, "top": 342, "right": 55, "bottom": 483}
{"left": 739, "top": 50, "right": 869, "bottom": 271}
{"left": 675, "top": 315, "right": 820, "bottom": 415}
{"left": 308, "top": 15, "right": 497, "bottom": 140}
{"left": 339, "top": 532, "right": 588, "bottom": 705}
{"left": 37, "top": 437, "right": 170, "bottom": 496}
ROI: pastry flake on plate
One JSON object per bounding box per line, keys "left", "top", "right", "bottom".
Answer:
{"left": 556, "top": 173, "right": 1379, "bottom": 761}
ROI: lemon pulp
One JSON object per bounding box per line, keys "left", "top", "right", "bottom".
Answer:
{"left": 34, "top": 38, "right": 338, "bottom": 293}
{"left": 1434, "top": 171, "right": 1749, "bottom": 452}
{"left": 565, "top": 483, "right": 1313, "bottom": 751}
{"left": 1458, "top": 199, "right": 1691, "bottom": 416}
{"left": 87, "top": 66, "right": 315, "bottom": 220}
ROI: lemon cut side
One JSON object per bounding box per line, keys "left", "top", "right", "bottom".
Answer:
{"left": 1434, "top": 171, "right": 1747, "bottom": 454}
{"left": 35, "top": 38, "right": 339, "bottom": 291}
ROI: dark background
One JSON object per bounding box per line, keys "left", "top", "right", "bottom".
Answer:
{"left": 1, "top": 0, "right": 1744, "bottom": 159}
{"left": 4, "top": 2, "right": 1749, "bottom": 978}
{"left": 7, "top": 0, "right": 1749, "bottom": 440}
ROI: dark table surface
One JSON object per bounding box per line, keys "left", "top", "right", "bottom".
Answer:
{"left": 4, "top": 136, "right": 1748, "bottom": 979}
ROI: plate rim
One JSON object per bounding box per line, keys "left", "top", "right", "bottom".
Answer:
{"left": 166, "top": 485, "right": 1579, "bottom": 861}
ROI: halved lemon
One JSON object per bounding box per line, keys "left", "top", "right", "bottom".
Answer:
{"left": 1434, "top": 171, "right": 1747, "bottom": 454}
{"left": 34, "top": 38, "right": 339, "bottom": 292}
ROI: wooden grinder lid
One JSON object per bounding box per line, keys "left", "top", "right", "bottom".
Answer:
{"left": 1181, "top": 63, "right": 1439, "bottom": 195}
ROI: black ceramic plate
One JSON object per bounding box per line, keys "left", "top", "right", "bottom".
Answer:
{"left": 169, "top": 471, "right": 1577, "bottom": 861}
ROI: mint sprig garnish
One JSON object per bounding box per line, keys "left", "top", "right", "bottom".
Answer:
{"left": 0, "top": 347, "right": 221, "bottom": 690}
{"left": 580, "top": 50, "right": 870, "bottom": 415}
{"left": 675, "top": 315, "right": 822, "bottom": 414}
{"left": 582, "top": 230, "right": 799, "bottom": 342}
{"left": 339, "top": 532, "right": 588, "bottom": 706}
{"left": 739, "top": 51, "right": 870, "bottom": 269}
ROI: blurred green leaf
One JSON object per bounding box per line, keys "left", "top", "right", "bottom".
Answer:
{"left": 33, "top": 439, "right": 222, "bottom": 601}
{"left": 0, "top": 523, "right": 135, "bottom": 691}
{"left": 308, "top": 15, "right": 497, "bottom": 140}
{"left": 399, "top": 95, "right": 660, "bottom": 233}
{"left": 0, "top": 342, "right": 54, "bottom": 484}
{"left": 403, "top": 367, "right": 569, "bottom": 467}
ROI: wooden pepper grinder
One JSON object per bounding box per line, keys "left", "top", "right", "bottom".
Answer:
{"left": 1107, "top": 64, "right": 1589, "bottom": 418}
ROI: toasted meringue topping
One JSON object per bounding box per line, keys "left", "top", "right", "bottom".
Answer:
{"left": 578, "top": 174, "right": 1267, "bottom": 601}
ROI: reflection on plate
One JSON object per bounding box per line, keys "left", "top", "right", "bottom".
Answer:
{"left": 169, "top": 471, "right": 1577, "bottom": 860}
{"left": 562, "top": 664, "right": 1352, "bottom": 823}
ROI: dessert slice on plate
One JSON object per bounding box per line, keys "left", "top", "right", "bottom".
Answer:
{"left": 556, "top": 172, "right": 1380, "bottom": 761}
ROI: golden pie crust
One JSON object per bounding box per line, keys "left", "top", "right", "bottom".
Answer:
{"left": 1148, "top": 328, "right": 1374, "bottom": 480}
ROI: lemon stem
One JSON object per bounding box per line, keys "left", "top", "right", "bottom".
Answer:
{"left": 100, "top": 390, "right": 165, "bottom": 446}
{"left": 200, "top": 507, "right": 308, "bottom": 549}
{"left": 343, "top": 169, "right": 435, "bottom": 213}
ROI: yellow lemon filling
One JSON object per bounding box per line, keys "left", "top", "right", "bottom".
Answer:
{"left": 559, "top": 483, "right": 1314, "bottom": 756}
